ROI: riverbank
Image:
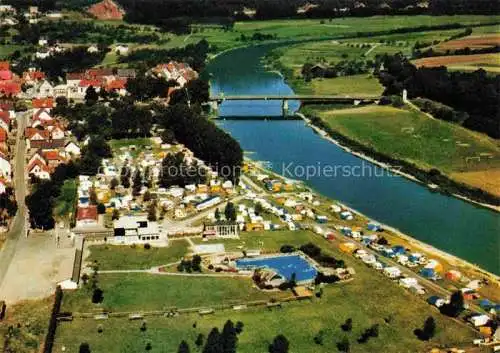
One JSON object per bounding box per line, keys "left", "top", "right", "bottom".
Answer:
{"left": 298, "top": 111, "right": 500, "bottom": 212}
{"left": 244, "top": 159, "right": 499, "bottom": 297}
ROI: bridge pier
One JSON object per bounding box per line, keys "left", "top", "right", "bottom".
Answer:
{"left": 282, "top": 99, "right": 289, "bottom": 117}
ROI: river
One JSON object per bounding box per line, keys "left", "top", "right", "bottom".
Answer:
{"left": 205, "top": 44, "right": 500, "bottom": 275}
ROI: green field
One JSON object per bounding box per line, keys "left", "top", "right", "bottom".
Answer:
{"left": 193, "top": 230, "right": 320, "bottom": 253}
{"left": 61, "top": 274, "right": 287, "bottom": 313}
{"left": 313, "top": 105, "right": 500, "bottom": 174}
{"left": 55, "top": 231, "right": 477, "bottom": 353}
{"left": 87, "top": 239, "right": 190, "bottom": 270}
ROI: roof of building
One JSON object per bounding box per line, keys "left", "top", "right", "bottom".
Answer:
{"left": 0, "top": 81, "right": 21, "bottom": 95}
{"left": 23, "top": 70, "right": 45, "bottom": 81}
{"left": 0, "top": 128, "right": 6, "bottom": 142}
{"left": 0, "top": 62, "right": 9, "bottom": 70}
{"left": 105, "top": 78, "right": 126, "bottom": 91}
{"left": 32, "top": 98, "right": 54, "bottom": 108}
{"left": 25, "top": 127, "right": 50, "bottom": 140}
{"left": 28, "top": 158, "right": 50, "bottom": 173}
{"left": 79, "top": 79, "right": 102, "bottom": 87}
{"left": 77, "top": 205, "right": 98, "bottom": 221}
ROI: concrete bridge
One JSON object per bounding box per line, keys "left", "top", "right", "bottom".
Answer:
{"left": 208, "top": 95, "right": 380, "bottom": 116}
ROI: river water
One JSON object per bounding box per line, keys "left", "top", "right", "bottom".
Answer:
{"left": 205, "top": 44, "right": 500, "bottom": 275}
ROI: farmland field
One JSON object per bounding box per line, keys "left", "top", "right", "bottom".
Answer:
{"left": 54, "top": 231, "right": 478, "bottom": 353}
{"left": 436, "top": 33, "right": 500, "bottom": 50}
{"left": 413, "top": 53, "right": 500, "bottom": 72}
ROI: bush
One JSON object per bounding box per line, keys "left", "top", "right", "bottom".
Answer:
{"left": 390, "top": 95, "right": 404, "bottom": 107}
{"left": 341, "top": 318, "right": 353, "bottom": 332}
{"left": 144, "top": 243, "right": 151, "bottom": 250}
{"left": 280, "top": 244, "right": 296, "bottom": 253}
{"left": 91, "top": 288, "right": 104, "bottom": 304}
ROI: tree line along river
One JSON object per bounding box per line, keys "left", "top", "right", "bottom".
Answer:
{"left": 204, "top": 43, "right": 500, "bottom": 275}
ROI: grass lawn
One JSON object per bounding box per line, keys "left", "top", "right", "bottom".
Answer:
{"left": 54, "top": 179, "right": 77, "bottom": 219}
{"left": 87, "top": 239, "right": 190, "bottom": 270}
{"left": 61, "top": 274, "right": 287, "bottom": 313}
{"left": 314, "top": 105, "right": 500, "bottom": 175}
{"left": 55, "top": 231, "right": 478, "bottom": 353}
{"left": 192, "top": 230, "right": 320, "bottom": 253}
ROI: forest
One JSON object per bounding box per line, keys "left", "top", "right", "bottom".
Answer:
{"left": 379, "top": 53, "right": 500, "bottom": 139}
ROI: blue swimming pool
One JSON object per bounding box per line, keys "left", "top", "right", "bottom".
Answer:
{"left": 235, "top": 255, "right": 317, "bottom": 282}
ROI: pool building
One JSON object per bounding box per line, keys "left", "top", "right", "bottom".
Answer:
{"left": 235, "top": 254, "right": 318, "bottom": 286}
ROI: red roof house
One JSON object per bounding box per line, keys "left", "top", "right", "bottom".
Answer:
{"left": 0, "top": 128, "right": 7, "bottom": 143}
{"left": 0, "top": 62, "right": 9, "bottom": 70}
{"left": 32, "top": 98, "right": 54, "bottom": 109}
{"left": 76, "top": 205, "right": 98, "bottom": 226}
{"left": 87, "top": 0, "right": 125, "bottom": 20}
{"left": 0, "top": 81, "right": 21, "bottom": 96}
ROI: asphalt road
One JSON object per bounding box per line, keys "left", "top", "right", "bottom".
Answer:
{"left": 0, "top": 112, "right": 28, "bottom": 288}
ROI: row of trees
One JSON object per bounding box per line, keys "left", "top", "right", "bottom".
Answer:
{"left": 119, "top": 39, "right": 210, "bottom": 72}
{"left": 156, "top": 104, "right": 243, "bottom": 183}
{"left": 379, "top": 53, "right": 500, "bottom": 138}
{"left": 0, "top": 187, "right": 17, "bottom": 227}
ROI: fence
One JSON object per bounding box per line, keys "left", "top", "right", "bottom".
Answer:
{"left": 42, "top": 286, "right": 63, "bottom": 353}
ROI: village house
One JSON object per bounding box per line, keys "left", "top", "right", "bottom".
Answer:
{"left": 0, "top": 154, "right": 10, "bottom": 181}
{"left": 23, "top": 69, "right": 46, "bottom": 85}
{"left": 76, "top": 205, "right": 99, "bottom": 228}
{"left": 114, "top": 44, "right": 129, "bottom": 56}
{"left": 64, "top": 141, "right": 81, "bottom": 157}
{"left": 35, "top": 80, "right": 54, "bottom": 98}
{"left": 27, "top": 157, "right": 50, "bottom": 180}
{"left": 87, "top": 45, "right": 99, "bottom": 54}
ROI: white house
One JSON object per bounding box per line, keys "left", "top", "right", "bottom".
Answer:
{"left": 112, "top": 215, "right": 167, "bottom": 246}
{"left": 35, "top": 51, "right": 50, "bottom": 59}
{"left": 0, "top": 157, "right": 11, "bottom": 181}
{"left": 469, "top": 314, "right": 490, "bottom": 327}
{"left": 383, "top": 266, "right": 402, "bottom": 279}
{"left": 64, "top": 142, "right": 81, "bottom": 157}
{"left": 87, "top": 45, "right": 99, "bottom": 53}
{"left": 36, "top": 80, "right": 54, "bottom": 98}
{"left": 115, "top": 45, "right": 129, "bottom": 55}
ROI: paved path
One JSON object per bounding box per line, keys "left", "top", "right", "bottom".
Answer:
{"left": 363, "top": 43, "right": 380, "bottom": 56}
{"left": 0, "top": 112, "right": 28, "bottom": 288}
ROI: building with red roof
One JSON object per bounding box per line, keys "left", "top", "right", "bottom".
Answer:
{"left": 0, "top": 62, "right": 9, "bottom": 70}
{"left": 0, "top": 70, "right": 13, "bottom": 81}
{"left": 76, "top": 205, "right": 99, "bottom": 227}
{"left": 0, "top": 81, "right": 21, "bottom": 96}
{"left": 32, "top": 98, "right": 54, "bottom": 109}
{"left": 0, "top": 128, "right": 7, "bottom": 143}
{"left": 87, "top": 0, "right": 125, "bottom": 20}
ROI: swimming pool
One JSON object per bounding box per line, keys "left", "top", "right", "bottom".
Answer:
{"left": 235, "top": 254, "right": 317, "bottom": 282}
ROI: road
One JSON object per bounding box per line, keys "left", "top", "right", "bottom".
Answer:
{"left": 0, "top": 112, "right": 28, "bottom": 288}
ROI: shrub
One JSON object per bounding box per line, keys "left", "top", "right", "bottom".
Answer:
{"left": 144, "top": 243, "right": 151, "bottom": 250}
{"left": 280, "top": 244, "right": 296, "bottom": 253}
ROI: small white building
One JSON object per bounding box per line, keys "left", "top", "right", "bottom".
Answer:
{"left": 113, "top": 215, "right": 167, "bottom": 246}
{"left": 383, "top": 266, "right": 401, "bottom": 278}
{"left": 469, "top": 314, "right": 490, "bottom": 327}
{"left": 64, "top": 141, "right": 81, "bottom": 157}
{"left": 115, "top": 44, "right": 129, "bottom": 55}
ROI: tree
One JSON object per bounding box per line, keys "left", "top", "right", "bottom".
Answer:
{"left": 221, "top": 320, "right": 237, "bottom": 353}
{"left": 97, "top": 203, "right": 106, "bottom": 214}
{"left": 423, "top": 317, "right": 436, "bottom": 339}
{"left": 140, "top": 321, "right": 147, "bottom": 332}
{"left": 85, "top": 86, "right": 99, "bottom": 104}
{"left": 91, "top": 288, "right": 104, "bottom": 303}
{"left": 224, "top": 202, "right": 237, "bottom": 222}
{"left": 255, "top": 202, "right": 263, "bottom": 216}
{"left": 112, "top": 209, "right": 120, "bottom": 220}
{"left": 336, "top": 337, "right": 350, "bottom": 353}
{"left": 161, "top": 129, "right": 175, "bottom": 144}
{"left": 440, "top": 290, "right": 464, "bottom": 317}
{"left": 192, "top": 254, "right": 202, "bottom": 272}
{"left": 120, "top": 166, "right": 131, "bottom": 188}
{"left": 214, "top": 208, "right": 221, "bottom": 222}
{"left": 178, "top": 340, "right": 190, "bottom": 353}
{"left": 203, "top": 327, "right": 222, "bottom": 353}
{"left": 147, "top": 203, "right": 157, "bottom": 222}
{"left": 195, "top": 333, "right": 204, "bottom": 349}
{"left": 235, "top": 321, "right": 244, "bottom": 335}
{"left": 132, "top": 169, "right": 143, "bottom": 196}
{"left": 79, "top": 343, "right": 91, "bottom": 353}
{"left": 341, "top": 318, "right": 353, "bottom": 332}
{"left": 269, "top": 334, "right": 289, "bottom": 353}
{"left": 110, "top": 177, "right": 119, "bottom": 190}
{"left": 313, "top": 330, "right": 324, "bottom": 345}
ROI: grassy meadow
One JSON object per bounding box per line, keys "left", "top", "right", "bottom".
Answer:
{"left": 314, "top": 105, "right": 500, "bottom": 174}
{"left": 54, "top": 230, "right": 478, "bottom": 353}
{"left": 86, "top": 239, "right": 191, "bottom": 270}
